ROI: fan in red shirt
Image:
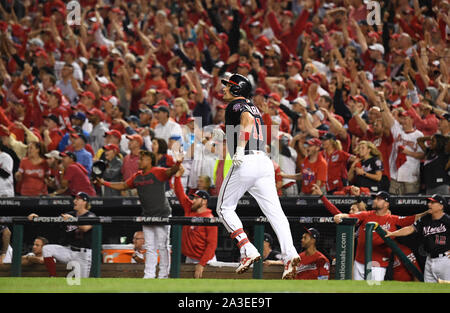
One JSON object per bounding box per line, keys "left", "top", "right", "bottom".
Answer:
{"left": 282, "top": 138, "right": 327, "bottom": 194}
{"left": 334, "top": 191, "right": 429, "bottom": 281}
{"left": 264, "top": 227, "right": 330, "bottom": 280}
{"left": 54, "top": 151, "right": 96, "bottom": 197}
{"left": 320, "top": 132, "right": 355, "bottom": 193}
{"left": 15, "top": 142, "right": 50, "bottom": 196}
{"left": 42, "top": 114, "right": 64, "bottom": 152}
{"left": 173, "top": 165, "right": 218, "bottom": 279}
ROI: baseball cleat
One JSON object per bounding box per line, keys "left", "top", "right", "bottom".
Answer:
{"left": 282, "top": 256, "right": 301, "bottom": 280}
{"left": 236, "top": 253, "right": 261, "bottom": 274}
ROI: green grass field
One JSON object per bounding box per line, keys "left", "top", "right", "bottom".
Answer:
{"left": 1, "top": 278, "right": 449, "bottom": 293}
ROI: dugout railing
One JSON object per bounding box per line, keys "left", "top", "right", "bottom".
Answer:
{"left": 0, "top": 195, "right": 447, "bottom": 279}
{"left": 1, "top": 215, "right": 358, "bottom": 279}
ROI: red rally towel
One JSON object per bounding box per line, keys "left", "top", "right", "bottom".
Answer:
{"left": 396, "top": 145, "right": 407, "bottom": 170}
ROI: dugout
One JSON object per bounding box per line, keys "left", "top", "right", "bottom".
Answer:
{"left": 0, "top": 195, "right": 446, "bottom": 278}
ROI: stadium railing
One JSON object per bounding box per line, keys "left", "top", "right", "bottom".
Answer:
{"left": 1, "top": 195, "right": 447, "bottom": 279}
{"left": 364, "top": 222, "right": 424, "bottom": 281}
{"left": 0, "top": 215, "right": 358, "bottom": 279}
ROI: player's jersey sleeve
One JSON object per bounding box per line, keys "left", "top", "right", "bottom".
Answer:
{"left": 348, "top": 210, "right": 370, "bottom": 222}
{"left": 125, "top": 171, "right": 141, "bottom": 188}
{"left": 317, "top": 255, "right": 330, "bottom": 279}
{"left": 412, "top": 216, "right": 425, "bottom": 233}
{"left": 152, "top": 167, "right": 170, "bottom": 182}
{"left": 199, "top": 225, "right": 219, "bottom": 267}
{"left": 392, "top": 215, "right": 416, "bottom": 228}
{"left": 320, "top": 195, "right": 342, "bottom": 216}
{"left": 174, "top": 176, "right": 193, "bottom": 215}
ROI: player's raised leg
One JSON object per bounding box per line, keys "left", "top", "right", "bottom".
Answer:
{"left": 216, "top": 166, "right": 261, "bottom": 273}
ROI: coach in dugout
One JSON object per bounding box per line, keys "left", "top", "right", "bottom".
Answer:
{"left": 173, "top": 165, "right": 218, "bottom": 279}
{"left": 386, "top": 194, "right": 450, "bottom": 283}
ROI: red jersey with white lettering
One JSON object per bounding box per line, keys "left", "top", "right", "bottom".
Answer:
{"left": 348, "top": 210, "right": 415, "bottom": 267}
{"left": 295, "top": 251, "right": 330, "bottom": 280}
{"left": 17, "top": 158, "right": 50, "bottom": 196}
{"left": 321, "top": 149, "right": 351, "bottom": 192}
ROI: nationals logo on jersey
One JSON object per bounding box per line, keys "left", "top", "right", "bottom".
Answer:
{"left": 422, "top": 224, "right": 447, "bottom": 236}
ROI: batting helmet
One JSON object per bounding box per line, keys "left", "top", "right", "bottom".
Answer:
{"left": 221, "top": 74, "right": 252, "bottom": 98}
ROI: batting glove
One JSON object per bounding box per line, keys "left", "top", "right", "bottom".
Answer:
{"left": 232, "top": 146, "right": 245, "bottom": 167}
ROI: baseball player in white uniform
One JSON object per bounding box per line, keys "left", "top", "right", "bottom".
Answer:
{"left": 215, "top": 74, "right": 300, "bottom": 279}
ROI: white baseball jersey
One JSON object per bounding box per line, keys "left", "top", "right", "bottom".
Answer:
{"left": 217, "top": 97, "right": 299, "bottom": 264}
{"left": 389, "top": 120, "right": 424, "bottom": 183}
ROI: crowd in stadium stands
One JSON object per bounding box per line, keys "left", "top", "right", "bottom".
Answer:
{"left": 0, "top": 0, "right": 448, "bottom": 200}
{"left": 1, "top": 0, "right": 449, "bottom": 283}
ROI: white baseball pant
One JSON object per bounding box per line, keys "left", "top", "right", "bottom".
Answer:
{"left": 353, "top": 260, "right": 386, "bottom": 281}
{"left": 216, "top": 152, "right": 298, "bottom": 263}
{"left": 142, "top": 224, "right": 171, "bottom": 279}
{"left": 1, "top": 245, "right": 12, "bottom": 263}
{"left": 42, "top": 244, "right": 92, "bottom": 278}
{"left": 185, "top": 255, "right": 217, "bottom": 264}
{"left": 424, "top": 254, "right": 450, "bottom": 283}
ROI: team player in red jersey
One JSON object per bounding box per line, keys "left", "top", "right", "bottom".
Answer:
{"left": 333, "top": 191, "right": 430, "bottom": 281}
{"left": 313, "top": 184, "right": 422, "bottom": 281}
{"left": 173, "top": 165, "right": 218, "bottom": 279}
{"left": 264, "top": 228, "right": 330, "bottom": 280}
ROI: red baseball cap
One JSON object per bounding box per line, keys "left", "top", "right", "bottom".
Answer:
{"left": 86, "top": 108, "right": 105, "bottom": 120}
{"left": 400, "top": 110, "right": 415, "bottom": 118}
{"left": 350, "top": 95, "right": 367, "bottom": 106}
{"left": 156, "top": 99, "right": 169, "bottom": 107}
{"left": 104, "top": 130, "right": 122, "bottom": 139}
{"left": 268, "top": 92, "right": 281, "bottom": 102}
{"left": 305, "top": 138, "right": 322, "bottom": 147}
{"left": 81, "top": 91, "right": 95, "bottom": 100}
{"left": 156, "top": 88, "right": 172, "bottom": 99}
{"left": 103, "top": 82, "right": 117, "bottom": 91}
{"left": 254, "top": 88, "right": 266, "bottom": 96}
{"left": 126, "top": 134, "right": 143, "bottom": 147}
{"left": 64, "top": 48, "right": 77, "bottom": 57}
{"left": 287, "top": 61, "right": 302, "bottom": 70}
{"left": 104, "top": 144, "right": 120, "bottom": 153}
{"left": 238, "top": 63, "right": 251, "bottom": 70}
